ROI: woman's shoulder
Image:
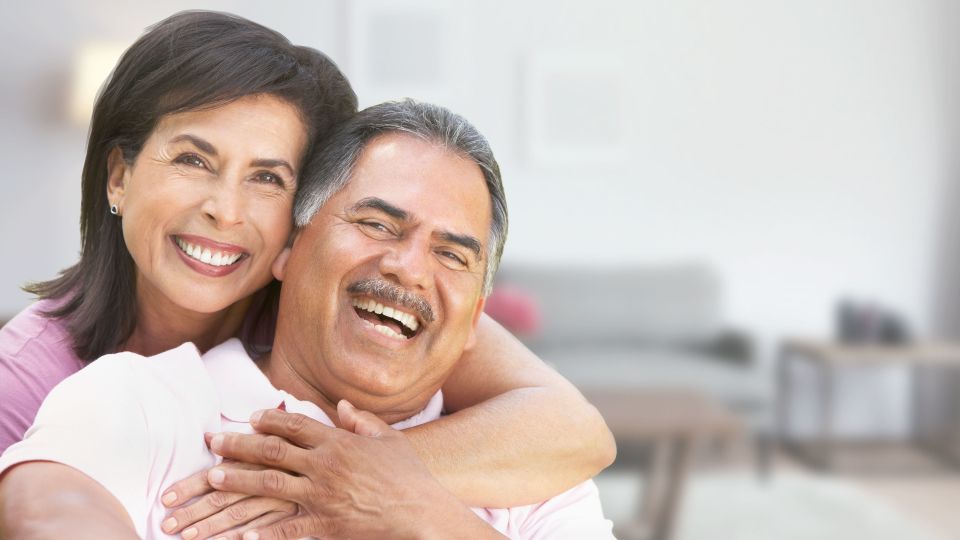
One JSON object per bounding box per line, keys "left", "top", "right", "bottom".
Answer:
{"left": 0, "top": 298, "right": 82, "bottom": 375}
{"left": 0, "top": 299, "right": 83, "bottom": 453}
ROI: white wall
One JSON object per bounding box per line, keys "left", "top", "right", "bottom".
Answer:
{"left": 1, "top": 0, "right": 954, "bottom": 436}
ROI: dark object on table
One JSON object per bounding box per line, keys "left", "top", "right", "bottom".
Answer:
{"left": 836, "top": 300, "right": 910, "bottom": 345}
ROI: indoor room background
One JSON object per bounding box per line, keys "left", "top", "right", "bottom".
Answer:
{"left": 3, "top": 1, "right": 959, "bottom": 538}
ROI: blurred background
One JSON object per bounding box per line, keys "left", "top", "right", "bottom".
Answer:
{"left": 3, "top": 0, "right": 960, "bottom": 538}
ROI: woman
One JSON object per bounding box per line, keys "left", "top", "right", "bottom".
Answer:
{"left": 0, "top": 10, "right": 614, "bottom": 538}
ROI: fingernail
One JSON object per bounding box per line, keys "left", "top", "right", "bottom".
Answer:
{"left": 182, "top": 527, "right": 198, "bottom": 540}
{"left": 161, "top": 491, "right": 178, "bottom": 506}
{"left": 208, "top": 468, "right": 225, "bottom": 485}
{"left": 210, "top": 434, "right": 224, "bottom": 453}
{"left": 243, "top": 532, "right": 260, "bottom": 540}
{"left": 161, "top": 517, "right": 177, "bottom": 532}
{"left": 250, "top": 410, "right": 263, "bottom": 424}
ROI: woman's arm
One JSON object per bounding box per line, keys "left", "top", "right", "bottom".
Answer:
{"left": 404, "top": 313, "right": 616, "bottom": 507}
{"left": 0, "top": 462, "right": 138, "bottom": 539}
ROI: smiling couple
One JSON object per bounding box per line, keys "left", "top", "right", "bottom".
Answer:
{"left": 0, "top": 10, "right": 614, "bottom": 540}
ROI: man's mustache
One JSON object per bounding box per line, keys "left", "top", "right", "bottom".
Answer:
{"left": 347, "top": 278, "right": 435, "bottom": 324}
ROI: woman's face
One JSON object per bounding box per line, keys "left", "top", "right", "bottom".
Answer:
{"left": 107, "top": 94, "right": 308, "bottom": 315}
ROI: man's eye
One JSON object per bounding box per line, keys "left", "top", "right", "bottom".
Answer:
{"left": 360, "top": 221, "right": 390, "bottom": 233}
{"left": 439, "top": 250, "right": 467, "bottom": 266}
{"left": 175, "top": 154, "right": 207, "bottom": 169}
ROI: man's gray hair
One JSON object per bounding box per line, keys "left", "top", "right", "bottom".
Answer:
{"left": 294, "top": 99, "right": 508, "bottom": 296}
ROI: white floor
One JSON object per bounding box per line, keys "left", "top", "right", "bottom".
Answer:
{"left": 595, "top": 468, "right": 946, "bottom": 540}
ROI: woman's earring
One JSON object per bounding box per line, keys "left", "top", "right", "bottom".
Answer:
{"left": 110, "top": 204, "right": 119, "bottom": 216}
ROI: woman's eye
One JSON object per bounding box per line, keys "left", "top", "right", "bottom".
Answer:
{"left": 256, "top": 172, "right": 285, "bottom": 187}
{"left": 175, "top": 154, "right": 207, "bottom": 169}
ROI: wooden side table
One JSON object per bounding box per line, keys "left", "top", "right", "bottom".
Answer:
{"left": 580, "top": 387, "right": 742, "bottom": 540}
{"left": 776, "top": 339, "right": 960, "bottom": 471}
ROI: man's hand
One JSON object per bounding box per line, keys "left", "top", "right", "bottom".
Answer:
{"left": 160, "top": 460, "right": 297, "bottom": 540}
{"left": 205, "top": 401, "right": 506, "bottom": 540}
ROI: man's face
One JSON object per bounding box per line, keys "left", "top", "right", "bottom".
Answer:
{"left": 273, "top": 132, "right": 491, "bottom": 418}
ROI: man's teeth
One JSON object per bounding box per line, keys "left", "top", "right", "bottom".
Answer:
{"left": 374, "top": 324, "right": 405, "bottom": 339}
{"left": 176, "top": 238, "right": 243, "bottom": 267}
{"left": 352, "top": 298, "right": 420, "bottom": 332}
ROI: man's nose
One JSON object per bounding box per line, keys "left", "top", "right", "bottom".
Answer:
{"left": 378, "top": 237, "right": 433, "bottom": 291}
{"left": 200, "top": 177, "right": 245, "bottom": 229}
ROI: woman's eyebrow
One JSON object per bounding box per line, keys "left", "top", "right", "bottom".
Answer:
{"left": 169, "top": 134, "right": 217, "bottom": 156}
{"left": 251, "top": 158, "right": 295, "bottom": 175}
{"left": 169, "top": 134, "right": 294, "bottom": 174}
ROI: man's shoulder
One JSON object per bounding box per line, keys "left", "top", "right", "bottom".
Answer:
{"left": 76, "top": 342, "right": 203, "bottom": 383}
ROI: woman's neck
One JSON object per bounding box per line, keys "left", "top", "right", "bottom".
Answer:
{"left": 122, "top": 280, "right": 252, "bottom": 357}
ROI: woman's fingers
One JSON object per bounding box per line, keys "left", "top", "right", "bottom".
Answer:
{"left": 161, "top": 490, "right": 249, "bottom": 534}
{"left": 162, "top": 468, "right": 214, "bottom": 510}
{"left": 170, "top": 497, "right": 298, "bottom": 540}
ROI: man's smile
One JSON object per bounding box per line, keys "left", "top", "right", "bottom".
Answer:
{"left": 352, "top": 297, "right": 422, "bottom": 340}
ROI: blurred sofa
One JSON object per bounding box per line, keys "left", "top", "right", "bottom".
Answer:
{"left": 489, "top": 263, "right": 771, "bottom": 443}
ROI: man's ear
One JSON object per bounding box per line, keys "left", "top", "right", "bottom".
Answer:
{"left": 106, "top": 147, "right": 130, "bottom": 211}
{"left": 463, "top": 297, "right": 486, "bottom": 351}
{"left": 271, "top": 247, "right": 293, "bottom": 281}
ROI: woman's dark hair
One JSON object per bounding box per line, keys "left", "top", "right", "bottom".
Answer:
{"left": 25, "top": 10, "right": 358, "bottom": 362}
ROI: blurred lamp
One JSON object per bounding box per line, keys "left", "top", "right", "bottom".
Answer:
{"left": 69, "top": 42, "right": 126, "bottom": 125}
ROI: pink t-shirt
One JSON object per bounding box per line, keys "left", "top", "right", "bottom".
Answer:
{"left": 0, "top": 299, "right": 84, "bottom": 454}
{"left": 0, "top": 290, "right": 278, "bottom": 455}
{"left": 0, "top": 339, "right": 614, "bottom": 539}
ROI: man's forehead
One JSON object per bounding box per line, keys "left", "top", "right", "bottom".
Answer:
{"left": 341, "top": 133, "right": 492, "bottom": 239}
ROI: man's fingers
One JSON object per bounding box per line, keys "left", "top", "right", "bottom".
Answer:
{"left": 336, "top": 399, "right": 389, "bottom": 438}
{"left": 209, "top": 432, "right": 309, "bottom": 470}
{"left": 207, "top": 466, "right": 306, "bottom": 502}
{"left": 242, "top": 516, "right": 327, "bottom": 540}
{"left": 170, "top": 497, "right": 297, "bottom": 540}
{"left": 161, "top": 489, "right": 248, "bottom": 534}
{"left": 248, "top": 409, "right": 331, "bottom": 447}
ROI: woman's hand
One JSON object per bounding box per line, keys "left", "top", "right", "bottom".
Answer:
{"left": 160, "top": 460, "right": 297, "bottom": 540}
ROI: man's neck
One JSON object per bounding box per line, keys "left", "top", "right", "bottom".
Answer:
{"left": 259, "top": 341, "right": 435, "bottom": 426}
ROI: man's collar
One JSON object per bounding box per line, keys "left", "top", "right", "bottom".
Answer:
{"left": 201, "top": 338, "right": 444, "bottom": 429}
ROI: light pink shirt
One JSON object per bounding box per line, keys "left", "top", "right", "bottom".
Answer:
{"left": 0, "top": 299, "right": 84, "bottom": 454}
{"left": 0, "top": 339, "right": 614, "bottom": 539}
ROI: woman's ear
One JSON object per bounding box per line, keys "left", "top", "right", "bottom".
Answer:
{"left": 106, "top": 147, "right": 130, "bottom": 211}
{"left": 272, "top": 247, "right": 293, "bottom": 281}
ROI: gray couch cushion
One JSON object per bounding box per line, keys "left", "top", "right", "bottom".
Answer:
{"left": 541, "top": 345, "right": 770, "bottom": 410}
{"left": 495, "top": 263, "right": 722, "bottom": 348}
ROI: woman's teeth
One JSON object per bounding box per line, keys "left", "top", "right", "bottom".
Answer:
{"left": 176, "top": 238, "right": 243, "bottom": 267}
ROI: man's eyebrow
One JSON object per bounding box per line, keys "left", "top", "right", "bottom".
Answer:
{"left": 437, "top": 231, "right": 483, "bottom": 262}
{"left": 348, "top": 197, "right": 408, "bottom": 220}
{"left": 169, "top": 134, "right": 218, "bottom": 156}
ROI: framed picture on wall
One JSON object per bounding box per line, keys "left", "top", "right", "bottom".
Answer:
{"left": 345, "top": 0, "right": 460, "bottom": 107}
{"left": 524, "top": 51, "right": 628, "bottom": 165}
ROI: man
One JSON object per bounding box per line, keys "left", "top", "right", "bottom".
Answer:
{"left": 0, "top": 100, "right": 613, "bottom": 539}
